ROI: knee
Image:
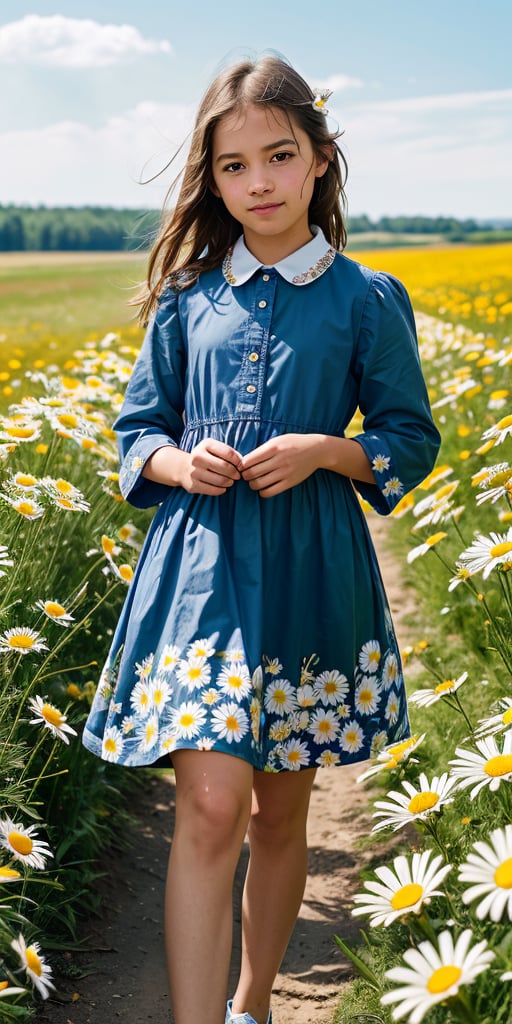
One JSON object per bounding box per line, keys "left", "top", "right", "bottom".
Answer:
{"left": 178, "top": 783, "right": 250, "bottom": 858}
{"left": 249, "top": 799, "right": 305, "bottom": 849}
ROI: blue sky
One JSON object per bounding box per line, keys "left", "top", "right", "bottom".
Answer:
{"left": 1, "top": 1, "right": 511, "bottom": 218}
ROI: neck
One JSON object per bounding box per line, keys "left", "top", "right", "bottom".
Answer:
{"left": 242, "top": 226, "right": 314, "bottom": 266}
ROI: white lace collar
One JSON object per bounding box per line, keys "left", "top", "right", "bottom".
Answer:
{"left": 222, "top": 226, "right": 336, "bottom": 287}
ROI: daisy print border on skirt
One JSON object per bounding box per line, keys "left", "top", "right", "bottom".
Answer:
{"left": 83, "top": 637, "right": 409, "bottom": 771}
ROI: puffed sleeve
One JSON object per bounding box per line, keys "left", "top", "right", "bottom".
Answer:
{"left": 115, "top": 288, "right": 186, "bottom": 508}
{"left": 351, "top": 271, "right": 441, "bottom": 515}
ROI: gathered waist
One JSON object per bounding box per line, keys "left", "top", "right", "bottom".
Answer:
{"left": 180, "top": 417, "right": 341, "bottom": 456}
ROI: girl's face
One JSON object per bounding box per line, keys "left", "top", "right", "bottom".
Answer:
{"left": 211, "top": 104, "right": 328, "bottom": 263}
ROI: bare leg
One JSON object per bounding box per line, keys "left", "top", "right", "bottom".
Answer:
{"left": 231, "top": 767, "right": 317, "bottom": 1023}
{"left": 166, "top": 750, "right": 253, "bottom": 1024}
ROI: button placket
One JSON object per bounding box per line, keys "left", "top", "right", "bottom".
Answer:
{"left": 235, "top": 272, "right": 276, "bottom": 414}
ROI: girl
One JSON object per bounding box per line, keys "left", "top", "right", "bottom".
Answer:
{"left": 83, "top": 55, "right": 440, "bottom": 1024}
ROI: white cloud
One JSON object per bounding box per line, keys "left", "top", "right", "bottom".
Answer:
{"left": 0, "top": 15, "right": 172, "bottom": 68}
{"left": 314, "top": 73, "right": 363, "bottom": 92}
{"left": 359, "top": 88, "right": 512, "bottom": 115}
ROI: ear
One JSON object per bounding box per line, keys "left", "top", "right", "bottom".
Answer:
{"left": 210, "top": 183, "right": 221, "bottom": 198}
{"left": 314, "top": 144, "right": 333, "bottom": 179}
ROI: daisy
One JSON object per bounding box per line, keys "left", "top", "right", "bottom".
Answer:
{"left": 296, "top": 684, "right": 316, "bottom": 707}
{"left": 148, "top": 677, "right": 172, "bottom": 714}
{"left": 117, "top": 522, "right": 141, "bottom": 548}
{"left": 187, "top": 637, "right": 216, "bottom": 659}
{"left": 101, "top": 534, "right": 121, "bottom": 560}
{"left": 475, "top": 464, "right": 512, "bottom": 505}
{"left": 35, "top": 600, "right": 74, "bottom": 626}
{"left": 407, "top": 531, "right": 447, "bottom": 563}
{"left": 409, "top": 671, "right": 468, "bottom": 708}
{"left": 211, "top": 702, "right": 249, "bottom": 744}
{"left": 278, "top": 738, "right": 310, "bottom": 771}
{"left": 459, "top": 824, "right": 512, "bottom": 921}
{"left": 339, "top": 719, "right": 364, "bottom": 754}
{"left": 308, "top": 708, "right": 340, "bottom": 745}
{"left": 352, "top": 850, "right": 452, "bottom": 927}
{"left": 11, "top": 933, "right": 55, "bottom": 1000}
{"left": 202, "top": 687, "right": 222, "bottom": 705}
{"left": 264, "top": 657, "right": 283, "bottom": 675}
{"left": 121, "top": 715, "right": 135, "bottom": 735}
{"left": 0, "top": 981, "right": 26, "bottom": 997}
{"left": 475, "top": 697, "right": 512, "bottom": 737}
{"left": 11, "top": 471, "right": 38, "bottom": 490}
{"left": 217, "top": 662, "right": 251, "bottom": 702}
{"left": 481, "top": 412, "right": 512, "bottom": 445}
{"left": 102, "top": 726, "right": 125, "bottom": 762}
{"left": 196, "top": 737, "right": 215, "bottom": 750}
{"left": 0, "top": 819, "right": 52, "bottom": 869}
{"left": 130, "top": 679, "right": 152, "bottom": 718}
{"left": 28, "top": 696, "right": 77, "bottom": 744}
{"left": 357, "top": 734, "right": 426, "bottom": 783}
{"left": 0, "top": 628, "right": 48, "bottom": 655}
{"left": 316, "top": 749, "right": 340, "bottom": 767}
{"left": 355, "top": 676, "right": 380, "bottom": 715}
{"left": 138, "top": 712, "right": 159, "bottom": 753}
{"left": 449, "top": 730, "right": 512, "bottom": 799}
{"left": 111, "top": 562, "right": 134, "bottom": 584}
{"left": 457, "top": 527, "right": 512, "bottom": 579}
{"left": 176, "top": 656, "right": 211, "bottom": 691}
{"left": 381, "top": 929, "right": 494, "bottom": 1023}
{"left": 171, "top": 701, "right": 207, "bottom": 740}
{"left": 158, "top": 643, "right": 181, "bottom": 673}
{"left": 0, "top": 866, "right": 22, "bottom": 882}
{"left": 269, "top": 720, "right": 293, "bottom": 742}
{"left": 372, "top": 772, "right": 457, "bottom": 833}
{"left": 382, "top": 477, "right": 403, "bottom": 498}
{"left": 0, "top": 545, "right": 13, "bottom": 578}
{"left": 2, "top": 495, "right": 44, "bottom": 520}
{"left": 313, "top": 669, "right": 349, "bottom": 706}
{"left": 134, "top": 654, "right": 154, "bottom": 682}
{"left": 372, "top": 453, "right": 391, "bottom": 473}
{"left": 385, "top": 691, "right": 400, "bottom": 726}
{"left": 448, "top": 564, "right": 472, "bottom": 590}
{"left": 381, "top": 652, "right": 399, "bottom": 690}
{"left": 358, "top": 640, "right": 381, "bottom": 674}
{"left": 264, "top": 679, "right": 297, "bottom": 716}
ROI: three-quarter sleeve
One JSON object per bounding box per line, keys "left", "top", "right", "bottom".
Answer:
{"left": 351, "top": 271, "right": 441, "bottom": 515}
{"left": 115, "top": 289, "right": 186, "bottom": 508}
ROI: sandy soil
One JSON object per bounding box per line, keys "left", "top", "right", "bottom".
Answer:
{"left": 36, "top": 513, "right": 414, "bottom": 1024}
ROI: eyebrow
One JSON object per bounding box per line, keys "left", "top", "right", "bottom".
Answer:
{"left": 215, "top": 138, "right": 298, "bottom": 163}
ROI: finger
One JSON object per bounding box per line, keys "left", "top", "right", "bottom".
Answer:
{"left": 195, "top": 453, "right": 241, "bottom": 480}
{"left": 241, "top": 455, "right": 277, "bottom": 479}
{"left": 203, "top": 439, "right": 243, "bottom": 470}
{"left": 246, "top": 469, "right": 284, "bottom": 492}
{"left": 241, "top": 445, "right": 274, "bottom": 471}
{"left": 192, "top": 467, "right": 237, "bottom": 488}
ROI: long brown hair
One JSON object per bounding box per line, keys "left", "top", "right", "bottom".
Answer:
{"left": 139, "top": 55, "right": 348, "bottom": 324}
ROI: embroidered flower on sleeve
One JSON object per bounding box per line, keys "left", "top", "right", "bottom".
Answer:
{"left": 382, "top": 477, "right": 404, "bottom": 498}
{"left": 130, "top": 456, "right": 143, "bottom": 471}
{"left": 372, "top": 454, "right": 391, "bottom": 473}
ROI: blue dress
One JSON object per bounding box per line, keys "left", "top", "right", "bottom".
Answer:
{"left": 83, "top": 228, "right": 440, "bottom": 771}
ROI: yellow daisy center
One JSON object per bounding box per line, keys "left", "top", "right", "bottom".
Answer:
{"left": 427, "top": 531, "right": 447, "bottom": 547}
{"left": 44, "top": 602, "right": 66, "bottom": 617}
{"left": 390, "top": 882, "right": 423, "bottom": 910}
{"left": 8, "top": 634, "right": 36, "bottom": 649}
{"left": 17, "top": 501, "right": 36, "bottom": 516}
{"left": 287, "top": 750, "right": 301, "bottom": 763}
{"left": 0, "top": 866, "right": 21, "bottom": 880}
{"left": 118, "top": 565, "right": 133, "bottom": 581}
{"left": 228, "top": 675, "right": 243, "bottom": 689}
{"left": 102, "top": 536, "right": 116, "bottom": 554}
{"left": 502, "top": 709, "right": 512, "bottom": 725}
{"left": 145, "top": 723, "right": 156, "bottom": 741}
{"left": 388, "top": 736, "right": 419, "bottom": 758}
{"left": 41, "top": 704, "right": 64, "bottom": 727}
{"left": 226, "top": 715, "right": 240, "bottom": 732}
{"left": 139, "top": 692, "right": 149, "bottom": 707}
{"left": 188, "top": 667, "right": 202, "bottom": 680}
{"left": 408, "top": 791, "right": 439, "bottom": 814}
{"left": 104, "top": 737, "right": 118, "bottom": 753}
{"left": 153, "top": 688, "right": 163, "bottom": 705}
{"left": 497, "top": 414, "right": 512, "bottom": 430}
{"left": 345, "top": 730, "right": 358, "bottom": 743}
{"left": 369, "top": 650, "right": 380, "bottom": 663}
{"left": 81, "top": 438, "right": 96, "bottom": 450}
{"left": 8, "top": 831, "right": 33, "bottom": 856}
{"left": 324, "top": 681, "right": 337, "bottom": 694}
{"left": 55, "top": 479, "right": 73, "bottom": 493}
{"left": 6, "top": 426, "right": 35, "bottom": 438}
{"left": 427, "top": 964, "right": 462, "bottom": 995}
{"left": 180, "top": 713, "right": 194, "bottom": 728}
{"left": 359, "top": 688, "right": 373, "bottom": 704}
{"left": 273, "top": 689, "right": 287, "bottom": 704}
{"left": 319, "top": 719, "right": 332, "bottom": 733}
{"left": 0, "top": 981, "right": 9, "bottom": 991}
{"left": 491, "top": 470, "right": 512, "bottom": 487}
{"left": 485, "top": 754, "right": 512, "bottom": 777}
{"left": 434, "top": 679, "right": 455, "bottom": 694}
{"left": 195, "top": 647, "right": 207, "bottom": 656}
{"left": 490, "top": 541, "right": 512, "bottom": 558}
{"left": 16, "top": 474, "right": 36, "bottom": 486}
{"left": 25, "top": 947, "right": 43, "bottom": 977}
{"left": 57, "top": 414, "right": 78, "bottom": 428}
{"left": 494, "top": 857, "right": 512, "bottom": 889}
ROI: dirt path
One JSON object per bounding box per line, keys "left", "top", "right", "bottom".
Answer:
{"left": 37, "top": 514, "right": 413, "bottom": 1024}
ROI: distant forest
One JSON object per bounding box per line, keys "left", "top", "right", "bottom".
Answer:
{"left": 0, "top": 204, "right": 508, "bottom": 252}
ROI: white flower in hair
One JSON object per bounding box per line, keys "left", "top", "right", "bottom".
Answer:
{"left": 311, "top": 89, "right": 332, "bottom": 114}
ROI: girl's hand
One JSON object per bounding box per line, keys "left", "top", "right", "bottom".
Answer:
{"left": 241, "top": 434, "right": 324, "bottom": 498}
{"left": 181, "top": 439, "right": 243, "bottom": 495}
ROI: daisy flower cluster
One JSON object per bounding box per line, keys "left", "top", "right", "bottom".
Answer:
{"left": 0, "top": 328, "right": 147, "bottom": 1015}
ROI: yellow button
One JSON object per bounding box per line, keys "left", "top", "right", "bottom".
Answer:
{"left": 248, "top": 352, "right": 259, "bottom": 362}
{"left": 258, "top": 300, "right": 267, "bottom": 309}
{"left": 262, "top": 273, "right": 270, "bottom": 282}
{"left": 246, "top": 384, "right": 257, "bottom": 393}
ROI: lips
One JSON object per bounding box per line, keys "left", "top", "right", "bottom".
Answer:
{"left": 249, "top": 202, "right": 283, "bottom": 213}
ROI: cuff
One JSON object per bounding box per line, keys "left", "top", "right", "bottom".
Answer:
{"left": 119, "top": 433, "right": 177, "bottom": 508}
{"left": 351, "top": 433, "right": 405, "bottom": 515}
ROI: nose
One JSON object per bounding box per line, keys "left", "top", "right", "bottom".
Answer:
{"left": 247, "top": 171, "right": 274, "bottom": 196}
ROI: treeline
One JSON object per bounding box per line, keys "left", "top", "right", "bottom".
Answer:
{"left": 0, "top": 204, "right": 506, "bottom": 252}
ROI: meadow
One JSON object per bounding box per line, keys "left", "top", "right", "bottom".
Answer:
{"left": 0, "top": 244, "right": 511, "bottom": 1022}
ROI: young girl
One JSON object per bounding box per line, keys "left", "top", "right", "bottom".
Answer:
{"left": 83, "top": 55, "right": 440, "bottom": 1024}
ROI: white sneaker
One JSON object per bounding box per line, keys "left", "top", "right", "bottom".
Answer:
{"left": 225, "top": 999, "right": 272, "bottom": 1024}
